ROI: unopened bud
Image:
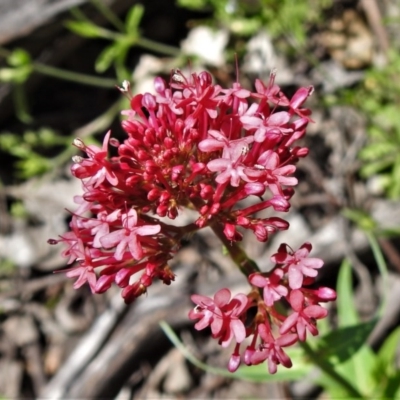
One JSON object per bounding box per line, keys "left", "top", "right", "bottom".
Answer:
{"left": 73, "top": 138, "right": 85, "bottom": 149}
{"left": 72, "top": 155, "right": 83, "bottom": 163}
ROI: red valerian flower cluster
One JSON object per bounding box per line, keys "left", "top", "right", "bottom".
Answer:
{"left": 50, "top": 69, "right": 336, "bottom": 373}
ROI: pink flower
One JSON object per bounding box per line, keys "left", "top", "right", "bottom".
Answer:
{"left": 189, "top": 288, "right": 249, "bottom": 347}
{"left": 246, "top": 150, "right": 297, "bottom": 197}
{"left": 71, "top": 131, "right": 118, "bottom": 188}
{"left": 100, "top": 209, "right": 161, "bottom": 260}
{"left": 240, "top": 110, "right": 292, "bottom": 144}
{"left": 64, "top": 248, "right": 97, "bottom": 293}
{"left": 251, "top": 323, "right": 297, "bottom": 374}
{"left": 249, "top": 269, "right": 288, "bottom": 306}
{"left": 271, "top": 242, "right": 323, "bottom": 289}
{"left": 200, "top": 131, "right": 255, "bottom": 187}
{"left": 280, "top": 289, "right": 328, "bottom": 341}
{"left": 253, "top": 72, "right": 290, "bottom": 106}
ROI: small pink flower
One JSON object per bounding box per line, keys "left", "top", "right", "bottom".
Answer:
{"left": 64, "top": 248, "right": 97, "bottom": 293}
{"left": 280, "top": 289, "right": 328, "bottom": 341}
{"left": 100, "top": 209, "right": 160, "bottom": 260}
{"left": 71, "top": 131, "right": 118, "bottom": 188}
{"left": 249, "top": 269, "right": 288, "bottom": 306}
{"left": 271, "top": 242, "right": 323, "bottom": 289}
{"left": 253, "top": 72, "right": 290, "bottom": 106}
{"left": 189, "top": 288, "right": 249, "bottom": 347}
{"left": 251, "top": 323, "right": 297, "bottom": 374}
{"left": 240, "top": 110, "right": 292, "bottom": 144}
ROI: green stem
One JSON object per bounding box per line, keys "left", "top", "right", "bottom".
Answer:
{"left": 0, "top": 46, "right": 117, "bottom": 88}
{"left": 300, "top": 341, "right": 365, "bottom": 398}
{"left": 32, "top": 63, "right": 117, "bottom": 88}
{"left": 12, "top": 83, "right": 33, "bottom": 123}
{"left": 137, "top": 37, "right": 181, "bottom": 57}
{"left": 89, "top": 0, "right": 126, "bottom": 32}
{"left": 210, "top": 222, "right": 260, "bottom": 276}
{"left": 160, "top": 320, "right": 235, "bottom": 378}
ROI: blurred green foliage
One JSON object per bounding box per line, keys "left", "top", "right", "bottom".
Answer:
{"left": 66, "top": 4, "right": 145, "bottom": 79}
{"left": 0, "top": 128, "right": 69, "bottom": 178}
{"left": 340, "top": 51, "right": 400, "bottom": 199}
{"left": 177, "top": 0, "right": 332, "bottom": 45}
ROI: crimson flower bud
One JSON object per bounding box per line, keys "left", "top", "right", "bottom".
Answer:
{"left": 142, "top": 93, "right": 156, "bottom": 110}
{"left": 140, "top": 273, "right": 153, "bottom": 287}
{"left": 210, "top": 203, "right": 221, "bottom": 215}
{"left": 244, "top": 182, "right": 265, "bottom": 196}
{"left": 200, "top": 184, "right": 213, "bottom": 199}
{"left": 315, "top": 287, "right": 337, "bottom": 301}
{"left": 223, "top": 223, "right": 237, "bottom": 240}
{"left": 228, "top": 353, "right": 241, "bottom": 373}
{"left": 164, "top": 137, "right": 175, "bottom": 149}
{"left": 148, "top": 188, "right": 161, "bottom": 201}
{"left": 122, "top": 282, "right": 146, "bottom": 304}
{"left": 156, "top": 204, "right": 168, "bottom": 217}
{"left": 95, "top": 275, "right": 114, "bottom": 293}
{"left": 115, "top": 268, "right": 132, "bottom": 288}
{"left": 292, "top": 146, "right": 309, "bottom": 157}
{"left": 154, "top": 76, "right": 166, "bottom": 93}
{"left": 244, "top": 346, "right": 255, "bottom": 365}
{"left": 171, "top": 165, "right": 184, "bottom": 181}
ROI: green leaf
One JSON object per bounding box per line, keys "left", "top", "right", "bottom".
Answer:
{"left": 388, "top": 157, "right": 400, "bottom": 199}
{"left": 382, "top": 371, "right": 400, "bottom": 399}
{"left": 315, "top": 319, "right": 377, "bottom": 364}
{"left": 65, "top": 20, "right": 104, "bottom": 38}
{"left": 374, "top": 327, "right": 400, "bottom": 378}
{"left": 360, "top": 158, "right": 397, "bottom": 178}
{"left": 95, "top": 44, "right": 119, "bottom": 73}
{"left": 16, "top": 155, "right": 52, "bottom": 178}
{"left": 331, "top": 260, "right": 378, "bottom": 396}
{"left": 125, "top": 4, "right": 144, "bottom": 33}
{"left": 0, "top": 65, "right": 32, "bottom": 83}
{"left": 342, "top": 208, "right": 376, "bottom": 232}
{"left": 177, "top": 0, "right": 207, "bottom": 10}
{"left": 7, "top": 48, "right": 31, "bottom": 66}
{"left": 336, "top": 259, "right": 360, "bottom": 326}
{"left": 359, "top": 142, "right": 396, "bottom": 161}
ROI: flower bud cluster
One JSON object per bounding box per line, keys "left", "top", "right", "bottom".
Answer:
{"left": 50, "top": 69, "right": 336, "bottom": 373}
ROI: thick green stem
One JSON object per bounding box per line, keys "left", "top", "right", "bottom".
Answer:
{"left": 210, "top": 222, "right": 261, "bottom": 276}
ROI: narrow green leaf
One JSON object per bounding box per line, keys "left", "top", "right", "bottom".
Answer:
{"left": 95, "top": 44, "right": 118, "bottom": 73}
{"left": 125, "top": 4, "right": 144, "bottom": 33}
{"left": 336, "top": 259, "right": 359, "bottom": 327}
{"left": 382, "top": 371, "right": 400, "bottom": 399}
{"left": 374, "top": 327, "right": 400, "bottom": 377}
{"left": 315, "top": 320, "right": 376, "bottom": 364}
{"left": 65, "top": 20, "right": 104, "bottom": 38}
{"left": 342, "top": 208, "right": 376, "bottom": 232}
{"left": 360, "top": 159, "right": 396, "bottom": 178}
{"left": 332, "top": 260, "right": 378, "bottom": 397}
